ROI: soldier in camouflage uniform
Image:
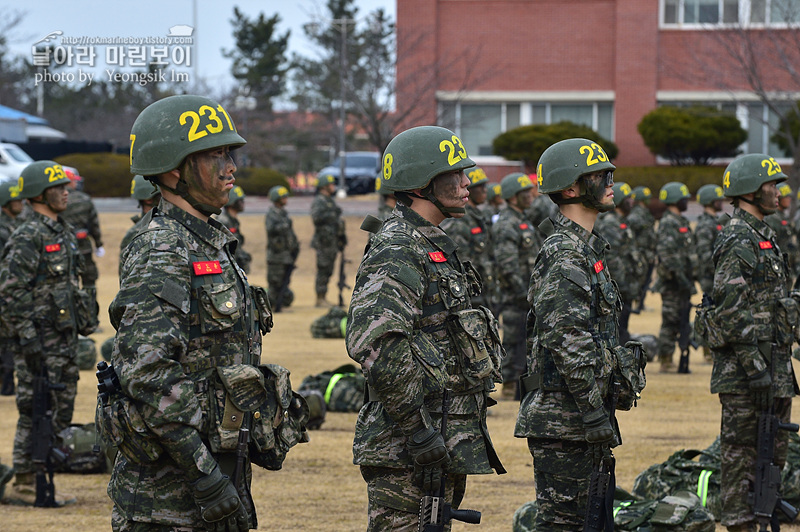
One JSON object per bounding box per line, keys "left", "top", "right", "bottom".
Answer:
{"left": 765, "top": 182, "right": 799, "bottom": 279}
{"left": 627, "top": 185, "right": 658, "bottom": 311}
{"left": 492, "top": 172, "right": 539, "bottom": 399}
{"left": 61, "top": 168, "right": 103, "bottom": 315}
{"left": 484, "top": 182, "right": 504, "bottom": 226}
{"left": 655, "top": 182, "right": 696, "bottom": 373}
{"left": 516, "top": 138, "right": 644, "bottom": 531}
{"left": 119, "top": 174, "right": 161, "bottom": 276}
{"left": 0, "top": 160, "right": 97, "bottom": 506}
{"left": 695, "top": 184, "right": 726, "bottom": 364}
{"left": 311, "top": 173, "right": 345, "bottom": 307}
{"left": 710, "top": 154, "right": 796, "bottom": 531}
{"left": 594, "top": 182, "right": 646, "bottom": 344}
{"left": 347, "top": 126, "right": 505, "bottom": 532}
{"left": 215, "top": 185, "right": 252, "bottom": 274}
{"left": 265, "top": 185, "right": 299, "bottom": 311}
{"left": 0, "top": 180, "right": 23, "bottom": 395}
{"left": 375, "top": 175, "right": 396, "bottom": 221}
{"left": 441, "top": 166, "right": 495, "bottom": 308}
{"left": 108, "top": 95, "right": 278, "bottom": 531}
{"left": 525, "top": 174, "right": 558, "bottom": 229}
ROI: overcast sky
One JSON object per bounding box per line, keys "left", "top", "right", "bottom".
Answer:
{"left": 2, "top": 0, "right": 395, "bottom": 96}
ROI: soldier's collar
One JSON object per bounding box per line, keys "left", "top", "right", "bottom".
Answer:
{"left": 158, "top": 198, "right": 235, "bottom": 251}
{"left": 736, "top": 208, "right": 776, "bottom": 242}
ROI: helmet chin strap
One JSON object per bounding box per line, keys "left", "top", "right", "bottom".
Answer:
{"left": 411, "top": 186, "right": 465, "bottom": 218}
{"left": 579, "top": 179, "right": 614, "bottom": 212}
{"left": 158, "top": 177, "right": 221, "bottom": 217}
{"left": 739, "top": 191, "right": 776, "bottom": 215}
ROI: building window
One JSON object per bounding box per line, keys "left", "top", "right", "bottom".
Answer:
{"left": 661, "top": 0, "right": 800, "bottom": 26}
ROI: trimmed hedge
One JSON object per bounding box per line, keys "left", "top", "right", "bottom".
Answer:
{"left": 53, "top": 152, "right": 289, "bottom": 197}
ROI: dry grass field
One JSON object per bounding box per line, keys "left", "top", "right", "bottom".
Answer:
{"left": 1, "top": 201, "right": 799, "bottom": 531}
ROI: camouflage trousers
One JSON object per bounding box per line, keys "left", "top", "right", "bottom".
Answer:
{"left": 79, "top": 251, "right": 99, "bottom": 287}
{"left": 501, "top": 306, "right": 527, "bottom": 384}
{"left": 315, "top": 246, "right": 338, "bottom": 296}
{"left": 528, "top": 438, "right": 593, "bottom": 530}
{"left": 13, "top": 349, "right": 79, "bottom": 473}
{"left": 718, "top": 393, "right": 791, "bottom": 528}
{"left": 111, "top": 508, "right": 196, "bottom": 532}
{"left": 267, "top": 261, "right": 295, "bottom": 309}
{"left": 360, "top": 465, "right": 466, "bottom": 532}
{"left": 656, "top": 287, "right": 691, "bottom": 360}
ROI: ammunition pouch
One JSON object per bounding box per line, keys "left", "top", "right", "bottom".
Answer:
{"left": 693, "top": 302, "right": 725, "bottom": 349}
{"left": 209, "top": 364, "right": 266, "bottom": 452}
{"left": 95, "top": 393, "right": 163, "bottom": 465}
{"left": 249, "top": 363, "right": 310, "bottom": 471}
{"left": 74, "top": 288, "right": 99, "bottom": 336}
{"left": 447, "top": 307, "right": 503, "bottom": 386}
{"left": 613, "top": 345, "right": 646, "bottom": 411}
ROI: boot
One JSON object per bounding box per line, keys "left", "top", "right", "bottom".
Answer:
{"left": 0, "top": 463, "right": 14, "bottom": 500}
{"left": 0, "top": 369, "right": 13, "bottom": 396}
{"left": 315, "top": 294, "right": 332, "bottom": 308}
{"left": 5, "top": 471, "right": 77, "bottom": 507}
{"left": 659, "top": 356, "right": 675, "bottom": 373}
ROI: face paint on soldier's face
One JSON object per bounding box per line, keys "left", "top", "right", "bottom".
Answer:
{"left": 6, "top": 199, "right": 23, "bottom": 216}
{"left": 758, "top": 181, "right": 779, "bottom": 214}
{"left": 183, "top": 147, "right": 237, "bottom": 209}
{"left": 583, "top": 172, "right": 614, "bottom": 209}
{"left": 469, "top": 183, "right": 487, "bottom": 205}
{"left": 44, "top": 183, "right": 69, "bottom": 213}
{"left": 433, "top": 170, "right": 470, "bottom": 213}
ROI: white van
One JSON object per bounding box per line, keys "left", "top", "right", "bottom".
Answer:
{"left": 0, "top": 143, "right": 33, "bottom": 181}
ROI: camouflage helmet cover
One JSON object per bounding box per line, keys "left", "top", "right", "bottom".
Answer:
{"left": 696, "top": 183, "right": 724, "bottom": 206}
{"left": 536, "top": 138, "right": 615, "bottom": 194}
{"left": 612, "top": 182, "right": 633, "bottom": 207}
{"left": 380, "top": 126, "right": 475, "bottom": 192}
{"left": 500, "top": 172, "right": 534, "bottom": 200}
{"left": 18, "top": 160, "right": 71, "bottom": 199}
{"left": 130, "top": 174, "right": 160, "bottom": 201}
{"left": 269, "top": 185, "right": 291, "bottom": 202}
{"left": 722, "top": 153, "right": 787, "bottom": 197}
{"left": 659, "top": 182, "right": 691, "bottom": 205}
{"left": 129, "top": 94, "right": 246, "bottom": 176}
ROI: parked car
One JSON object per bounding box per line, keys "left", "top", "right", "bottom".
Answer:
{"left": 317, "top": 151, "right": 381, "bottom": 195}
{"left": 0, "top": 143, "right": 33, "bottom": 181}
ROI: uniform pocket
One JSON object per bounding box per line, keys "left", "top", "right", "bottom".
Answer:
{"left": 448, "top": 308, "right": 498, "bottom": 385}
{"left": 197, "top": 282, "right": 241, "bottom": 334}
{"left": 775, "top": 297, "right": 798, "bottom": 347}
{"left": 437, "top": 270, "right": 468, "bottom": 309}
{"left": 50, "top": 291, "right": 75, "bottom": 332}
{"left": 95, "top": 394, "right": 163, "bottom": 464}
{"left": 410, "top": 333, "right": 447, "bottom": 394}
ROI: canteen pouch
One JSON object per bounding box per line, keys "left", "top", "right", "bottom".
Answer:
{"left": 613, "top": 345, "right": 646, "bottom": 411}
{"left": 208, "top": 364, "right": 267, "bottom": 452}
{"left": 447, "top": 308, "right": 501, "bottom": 385}
{"left": 250, "top": 363, "right": 310, "bottom": 471}
{"left": 74, "top": 288, "right": 99, "bottom": 336}
{"left": 775, "top": 297, "right": 799, "bottom": 346}
{"left": 95, "top": 394, "right": 163, "bottom": 464}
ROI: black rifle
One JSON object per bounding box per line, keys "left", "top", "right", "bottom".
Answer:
{"left": 677, "top": 297, "right": 698, "bottom": 374}
{"left": 584, "top": 382, "right": 618, "bottom": 532}
{"left": 337, "top": 247, "right": 351, "bottom": 309}
{"left": 750, "top": 359, "right": 799, "bottom": 532}
{"left": 273, "top": 248, "right": 299, "bottom": 313}
{"left": 31, "top": 363, "right": 67, "bottom": 507}
{"left": 419, "top": 391, "right": 481, "bottom": 531}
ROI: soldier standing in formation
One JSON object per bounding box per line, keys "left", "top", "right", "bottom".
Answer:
{"left": 594, "top": 181, "right": 646, "bottom": 344}
{"left": 215, "top": 185, "right": 253, "bottom": 274}
{"left": 765, "top": 182, "right": 799, "bottom": 278}
{"left": 492, "top": 172, "right": 539, "bottom": 399}
{"left": 710, "top": 154, "right": 796, "bottom": 532}
{"left": 0, "top": 180, "right": 23, "bottom": 395}
{"left": 441, "top": 166, "right": 495, "bottom": 308}
{"left": 654, "top": 182, "right": 696, "bottom": 373}
{"left": 108, "top": 94, "right": 274, "bottom": 531}
{"left": 0, "top": 161, "right": 97, "bottom": 505}
{"left": 311, "top": 173, "right": 345, "bottom": 307}
{"left": 525, "top": 175, "right": 558, "bottom": 229}
{"left": 516, "top": 138, "right": 643, "bottom": 530}
{"left": 627, "top": 185, "right": 657, "bottom": 311}
{"left": 484, "top": 182, "right": 504, "bottom": 226}
{"left": 375, "top": 175, "right": 396, "bottom": 221}
{"left": 346, "top": 126, "right": 505, "bottom": 532}
{"left": 694, "top": 184, "right": 726, "bottom": 364}
{"left": 265, "top": 185, "right": 300, "bottom": 311}
{"left": 61, "top": 168, "right": 104, "bottom": 317}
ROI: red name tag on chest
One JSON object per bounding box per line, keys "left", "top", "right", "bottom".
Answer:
{"left": 75, "top": 230, "right": 88, "bottom": 239}
{"left": 620, "top": 223, "right": 628, "bottom": 230}
{"left": 759, "top": 241, "right": 773, "bottom": 250}
{"left": 716, "top": 225, "right": 723, "bottom": 231}
{"left": 428, "top": 251, "right": 447, "bottom": 263}
{"left": 45, "top": 244, "right": 61, "bottom": 253}
{"left": 470, "top": 227, "right": 482, "bottom": 234}
{"left": 678, "top": 227, "right": 689, "bottom": 233}
{"left": 519, "top": 223, "right": 529, "bottom": 230}
{"left": 594, "top": 261, "right": 604, "bottom": 273}
{"left": 782, "top": 220, "right": 788, "bottom": 226}
{"left": 229, "top": 227, "right": 238, "bottom": 233}
{"left": 193, "top": 261, "right": 223, "bottom": 275}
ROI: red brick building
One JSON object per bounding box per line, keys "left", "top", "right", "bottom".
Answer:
{"left": 395, "top": 0, "right": 800, "bottom": 167}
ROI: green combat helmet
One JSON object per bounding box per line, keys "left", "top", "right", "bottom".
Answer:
{"left": 632, "top": 185, "right": 652, "bottom": 203}
{"left": 722, "top": 153, "right": 787, "bottom": 197}
{"left": 17, "top": 160, "right": 71, "bottom": 199}
{"left": 778, "top": 182, "right": 793, "bottom": 198}
{"left": 487, "top": 183, "right": 502, "bottom": 202}
{"left": 0, "top": 180, "right": 21, "bottom": 206}
{"left": 500, "top": 172, "right": 534, "bottom": 200}
{"left": 381, "top": 125, "right": 475, "bottom": 216}
{"left": 696, "top": 184, "right": 724, "bottom": 206}
{"left": 129, "top": 94, "right": 245, "bottom": 216}
{"left": 130, "top": 174, "right": 159, "bottom": 201}
{"left": 466, "top": 167, "right": 489, "bottom": 189}
{"left": 536, "top": 138, "right": 615, "bottom": 194}
{"left": 612, "top": 182, "right": 633, "bottom": 207}
{"left": 659, "top": 182, "right": 691, "bottom": 205}
{"left": 269, "top": 185, "right": 290, "bottom": 202}
{"left": 317, "top": 173, "right": 337, "bottom": 188}
{"left": 227, "top": 185, "right": 245, "bottom": 206}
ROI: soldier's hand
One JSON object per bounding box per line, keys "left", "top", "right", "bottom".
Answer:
{"left": 583, "top": 408, "right": 615, "bottom": 444}
{"left": 94, "top": 246, "right": 106, "bottom": 258}
{"left": 749, "top": 370, "right": 773, "bottom": 411}
{"left": 407, "top": 427, "right": 451, "bottom": 493}
{"left": 192, "top": 465, "right": 249, "bottom": 532}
